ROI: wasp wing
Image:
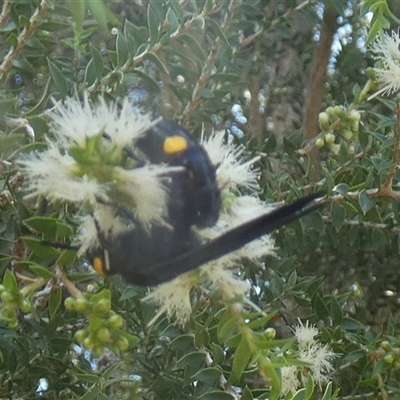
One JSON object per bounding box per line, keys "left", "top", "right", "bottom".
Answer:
{"left": 131, "top": 193, "right": 322, "bottom": 285}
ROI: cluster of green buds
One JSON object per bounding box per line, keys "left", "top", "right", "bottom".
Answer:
{"left": 316, "top": 106, "right": 361, "bottom": 154}
{"left": 64, "top": 289, "right": 137, "bottom": 356}
{"left": 0, "top": 270, "right": 32, "bottom": 328}
{"left": 381, "top": 340, "right": 400, "bottom": 367}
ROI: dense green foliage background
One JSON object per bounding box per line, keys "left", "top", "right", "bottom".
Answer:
{"left": 1, "top": 0, "right": 400, "bottom": 399}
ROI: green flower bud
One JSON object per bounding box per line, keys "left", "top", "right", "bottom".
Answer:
{"left": 74, "top": 298, "right": 88, "bottom": 313}
{"left": 8, "top": 318, "right": 19, "bottom": 329}
{"left": 324, "top": 132, "right": 336, "bottom": 144}
{"left": 318, "top": 112, "right": 330, "bottom": 131}
{"left": 326, "top": 106, "right": 335, "bottom": 117}
{"left": 328, "top": 143, "right": 340, "bottom": 154}
{"left": 349, "top": 110, "right": 361, "bottom": 122}
{"left": 340, "top": 130, "right": 353, "bottom": 140}
{"left": 384, "top": 353, "right": 395, "bottom": 364}
{"left": 333, "top": 105, "right": 345, "bottom": 117}
{"left": 96, "top": 327, "right": 111, "bottom": 343}
{"left": 64, "top": 297, "right": 76, "bottom": 311}
{"left": 264, "top": 328, "right": 276, "bottom": 339}
{"left": 19, "top": 300, "right": 31, "bottom": 313}
{"left": 366, "top": 67, "right": 377, "bottom": 80}
{"left": 74, "top": 329, "right": 87, "bottom": 343}
{"left": 315, "top": 138, "right": 325, "bottom": 148}
{"left": 381, "top": 341, "right": 392, "bottom": 352}
{"left": 1, "top": 291, "right": 15, "bottom": 304}
{"left": 116, "top": 337, "right": 130, "bottom": 351}
{"left": 83, "top": 337, "right": 95, "bottom": 350}
{"left": 92, "top": 346, "right": 105, "bottom": 357}
{"left": 93, "top": 298, "right": 111, "bottom": 314}
{"left": 107, "top": 313, "right": 125, "bottom": 330}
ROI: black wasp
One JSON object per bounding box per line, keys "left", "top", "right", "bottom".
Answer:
{"left": 84, "top": 118, "right": 320, "bottom": 286}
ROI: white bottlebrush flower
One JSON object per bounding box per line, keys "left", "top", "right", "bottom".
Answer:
{"left": 18, "top": 142, "right": 106, "bottom": 204}
{"left": 201, "top": 130, "right": 260, "bottom": 191}
{"left": 293, "top": 318, "right": 319, "bottom": 349}
{"left": 280, "top": 366, "right": 300, "bottom": 396}
{"left": 18, "top": 97, "right": 172, "bottom": 236}
{"left": 143, "top": 272, "right": 198, "bottom": 326}
{"left": 279, "top": 319, "right": 337, "bottom": 397}
{"left": 369, "top": 30, "right": 400, "bottom": 99}
{"left": 50, "top": 95, "right": 160, "bottom": 149}
{"left": 299, "top": 343, "right": 336, "bottom": 386}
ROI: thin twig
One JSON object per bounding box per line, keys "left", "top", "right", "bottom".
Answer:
{"left": 181, "top": 0, "right": 240, "bottom": 125}
{"left": 0, "top": 0, "right": 11, "bottom": 29}
{"left": 239, "top": 0, "right": 314, "bottom": 49}
{"left": 0, "top": 0, "right": 54, "bottom": 82}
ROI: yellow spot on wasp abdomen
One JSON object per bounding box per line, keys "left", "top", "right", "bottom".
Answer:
{"left": 92, "top": 257, "right": 107, "bottom": 276}
{"left": 163, "top": 135, "right": 188, "bottom": 154}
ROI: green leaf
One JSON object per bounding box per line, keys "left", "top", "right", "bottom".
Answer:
{"left": 89, "top": 289, "right": 111, "bottom": 303}
{"left": 231, "top": 338, "right": 251, "bottom": 382}
{"left": 358, "top": 190, "right": 374, "bottom": 215}
{"left": 47, "top": 58, "right": 68, "bottom": 98}
{"left": 371, "top": 356, "right": 388, "bottom": 377}
{"left": 201, "top": 88, "right": 214, "bottom": 99}
{"left": 331, "top": 203, "right": 346, "bottom": 232}
{"left": 177, "top": 351, "right": 206, "bottom": 368}
{"left": 191, "top": 367, "right": 221, "bottom": 386}
{"left": 83, "top": 58, "right": 97, "bottom": 86}
{"left": 197, "top": 391, "right": 234, "bottom": 400}
{"left": 330, "top": 296, "right": 343, "bottom": 325}
{"left": 304, "top": 373, "right": 314, "bottom": 399}
{"left": 87, "top": 0, "right": 118, "bottom": 31}
{"left": 241, "top": 386, "right": 254, "bottom": 400}
{"left": 217, "top": 312, "right": 236, "bottom": 342}
{"left": 168, "top": 0, "right": 184, "bottom": 23}
{"left": 90, "top": 44, "right": 105, "bottom": 80}
{"left": 116, "top": 33, "right": 129, "bottom": 67}
{"left": 195, "top": 322, "right": 210, "bottom": 346}
{"left": 170, "top": 334, "right": 195, "bottom": 352}
{"left": 148, "top": 5, "right": 159, "bottom": 46}
{"left": 49, "top": 287, "right": 62, "bottom": 319}
{"left": 371, "top": 229, "right": 388, "bottom": 248}
{"left": 333, "top": 183, "right": 349, "bottom": 196}
{"left": 205, "top": 17, "right": 229, "bottom": 46}
{"left": 323, "top": 167, "right": 334, "bottom": 192}
{"left": 305, "top": 210, "right": 324, "bottom": 234}
{"left": 211, "top": 343, "right": 225, "bottom": 364}
{"left": 265, "top": 133, "right": 277, "bottom": 153}
{"left": 143, "top": 52, "right": 168, "bottom": 73}
{"left": 21, "top": 237, "right": 59, "bottom": 259}
{"left": 3, "top": 269, "right": 18, "bottom": 293}
{"left": 29, "top": 264, "right": 55, "bottom": 280}
{"left": 313, "top": 292, "right": 330, "bottom": 320}
{"left": 177, "top": 33, "right": 206, "bottom": 60}
{"left": 66, "top": 0, "right": 85, "bottom": 35}
{"left": 340, "top": 317, "right": 365, "bottom": 331}
{"left": 166, "top": 8, "right": 179, "bottom": 32}
{"left": 124, "top": 20, "right": 148, "bottom": 45}
{"left": 258, "top": 358, "right": 281, "bottom": 400}
{"left": 283, "top": 137, "right": 296, "bottom": 154}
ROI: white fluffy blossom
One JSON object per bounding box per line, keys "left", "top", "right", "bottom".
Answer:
{"left": 201, "top": 130, "right": 260, "bottom": 190}
{"left": 279, "top": 319, "right": 337, "bottom": 397}
{"left": 369, "top": 30, "right": 400, "bottom": 99}
{"left": 18, "top": 97, "right": 172, "bottom": 236}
